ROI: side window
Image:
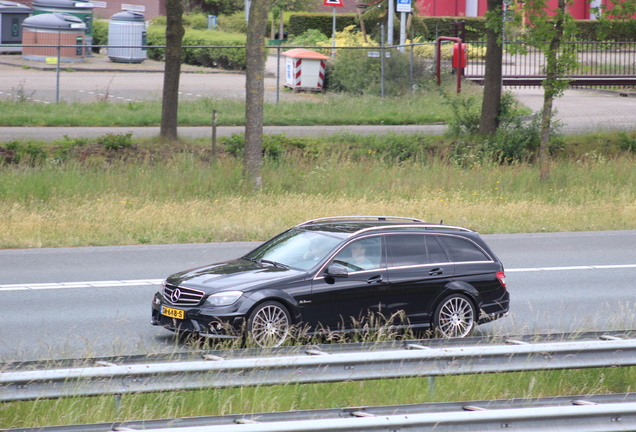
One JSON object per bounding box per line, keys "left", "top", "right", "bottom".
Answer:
{"left": 387, "top": 234, "right": 427, "bottom": 267}
{"left": 437, "top": 236, "right": 490, "bottom": 262}
{"left": 332, "top": 238, "right": 382, "bottom": 271}
{"left": 425, "top": 236, "right": 449, "bottom": 263}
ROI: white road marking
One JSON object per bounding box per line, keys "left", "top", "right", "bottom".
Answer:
{"left": 506, "top": 264, "right": 636, "bottom": 272}
{"left": 0, "top": 279, "right": 163, "bottom": 291}
{"left": 1, "top": 264, "right": 635, "bottom": 291}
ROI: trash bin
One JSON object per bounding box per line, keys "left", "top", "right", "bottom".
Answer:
{"left": 108, "top": 10, "right": 146, "bottom": 63}
{"left": 21, "top": 13, "right": 86, "bottom": 62}
{"left": 282, "top": 48, "right": 329, "bottom": 93}
{"left": 0, "top": 1, "right": 31, "bottom": 53}
{"left": 31, "top": 0, "right": 93, "bottom": 53}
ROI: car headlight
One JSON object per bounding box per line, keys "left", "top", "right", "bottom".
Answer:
{"left": 206, "top": 291, "right": 243, "bottom": 306}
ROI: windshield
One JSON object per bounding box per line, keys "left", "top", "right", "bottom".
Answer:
{"left": 245, "top": 229, "right": 343, "bottom": 271}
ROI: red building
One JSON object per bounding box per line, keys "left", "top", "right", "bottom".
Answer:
{"left": 15, "top": 0, "right": 623, "bottom": 22}
{"left": 415, "top": 0, "right": 613, "bottom": 19}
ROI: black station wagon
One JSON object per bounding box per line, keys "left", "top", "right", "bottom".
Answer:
{"left": 151, "top": 216, "right": 509, "bottom": 347}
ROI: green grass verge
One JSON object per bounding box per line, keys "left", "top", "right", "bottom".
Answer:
{"left": 0, "top": 92, "right": 454, "bottom": 127}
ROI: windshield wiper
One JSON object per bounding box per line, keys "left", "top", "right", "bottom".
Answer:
{"left": 260, "top": 259, "right": 290, "bottom": 269}
{"left": 241, "top": 256, "right": 259, "bottom": 263}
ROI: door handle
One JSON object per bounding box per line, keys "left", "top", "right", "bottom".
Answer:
{"left": 429, "top": 268, "right": 444, "bottom": 276}
{"left": 367, "top": 275, "right": 384, "bottom": 284}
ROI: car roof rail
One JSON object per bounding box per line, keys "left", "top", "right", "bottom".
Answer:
{"left": 352, "top": 223, "right": 474, "bottom": 237}
{"left": 297, "top": 216, "right": 425, "bottom": 227}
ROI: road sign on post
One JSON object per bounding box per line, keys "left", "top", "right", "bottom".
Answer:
{"left": 396, "top": 0, "right": 411, "bottom": 13}
{"left": 324, "top": 0, "right": 343, "bottom": 58}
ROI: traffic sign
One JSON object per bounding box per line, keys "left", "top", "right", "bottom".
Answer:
{"left": 396, "top": 0, "right": 411, "bottom": 13}
{"left": 323, "top": 0, "right": 344, "bottom": 6}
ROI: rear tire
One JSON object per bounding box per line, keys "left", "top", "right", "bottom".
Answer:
{"left": 246, "top": 301, "right": 291, "bottom": 348}
{"left": 432, "top": 294, "right": 476, "bottom": 338}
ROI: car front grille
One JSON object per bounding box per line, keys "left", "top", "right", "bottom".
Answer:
{"left": 163, "top": 283, "right": 205, "bottom": 307}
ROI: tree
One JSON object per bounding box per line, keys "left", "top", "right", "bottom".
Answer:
{"left": 478, "top": 0, "right": 504, "bottom": 136}
{"left": 204, "top": 0, "right": 244, "bottom": 17}
{"left": 160, "top": 0, "right": 185, "bottom": 141}
{"left": 269, "top": 0, "right": 316, "bottom": 40}
{"left": 519, "top": 0, "right": 577, "bottom": 180}
{"left": 244, "top": 0, "right": 273, "bottom": 190}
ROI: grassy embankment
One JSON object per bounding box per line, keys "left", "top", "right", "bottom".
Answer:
{"left": 1, "top": 131, "right": 635, "bottom": 248}
{"left": 1, "top": 90, "right": 636, "bottom": 429}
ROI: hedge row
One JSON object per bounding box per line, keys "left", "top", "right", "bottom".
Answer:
{"left": 289, "top": 13, "right": 636, "bottom": 42}
{"left": 288, "top": 13, "right": 358, "bottom": 39}
{"left": 145, "top": 26, "right": 247, "bottom": 70}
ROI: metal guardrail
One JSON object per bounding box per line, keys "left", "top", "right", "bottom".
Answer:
{"left": 6, "top": 393, "right": 636, "bottom": 432}
{"left": 121, "top": 401, "right": 636, "bottom": 432}
{"left": 2, "top": 334, "right": 636, "bottom": 403}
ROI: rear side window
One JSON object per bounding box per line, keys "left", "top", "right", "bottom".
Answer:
{"left": 387, "top": 234, "right": 427, "bottom": 267}
{"left": 425, "top": 236, "right": 449, "bottom": 263}
{"left": 437, "top": 236, "right": 491, "bottom": 262}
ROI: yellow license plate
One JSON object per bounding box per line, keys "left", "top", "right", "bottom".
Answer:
{"left": 161, "top": 306, "right": 185, "bottom": 320}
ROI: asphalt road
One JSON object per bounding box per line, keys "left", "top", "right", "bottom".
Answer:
{"left": 1, "top": 231, "right": 635, "bottom": 362}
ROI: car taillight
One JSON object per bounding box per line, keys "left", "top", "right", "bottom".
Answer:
{"left": 496, "top": 271, "right": 507, "bottom": 289}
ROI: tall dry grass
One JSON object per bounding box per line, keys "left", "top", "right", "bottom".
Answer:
{"left": 1, "top": 153, "right": 635, "bottom": 248}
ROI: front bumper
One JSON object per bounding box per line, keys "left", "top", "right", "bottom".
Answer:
{"left": 151, "top": 293, "right": 245, "bottom": 339}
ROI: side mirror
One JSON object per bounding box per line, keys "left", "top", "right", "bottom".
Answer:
{"left": 326, "top": 264, "right": 348, "bottom": 278}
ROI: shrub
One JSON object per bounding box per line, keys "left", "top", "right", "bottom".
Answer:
{"left": 0, "top": 140, "right": 46, "bottom": 165}
{"left": 445, "top": 91, "right": 564, "bottom": 164}
{"left": 221, "top": 133, "right": 319, "bottom": 160}
{"left": 320, "top": 26, "right": 431, "bottom": 96}
{"left": 92, "top": 19, "right": 108, "bottom": 48}
{"left": 98, "top": 132, "right": 134, "bottom": 150}
{"left": 617, "top": 131, "right": 636, "bottom": 152}
{"left": 288, "top": 29, "right": 329, "bottom": 47}
{"left": 146, "top": 26, "right": 247, "bottom": 69}
{"left": 52, "top": 135, "right": 90, "bottom": 162}
{"left": 288, "top": 13, "right": 357, "bottom": 38}
{"left": 216, "top": 11, "right": 248, "bottom": 34}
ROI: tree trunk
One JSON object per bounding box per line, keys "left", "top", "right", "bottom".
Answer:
{"left": 244, "top": 0, "right": 272, "bottom": 190}
{"left": 479, "top": 0, "right": 503, "bottom": 136}
{"left": 160, "top": 0, "right": 184, "bottom": 141}
{"left": 279, "top": 10, "right": 284, "bottom": 40}
{"left": 539, "top": 0, "right": 566, "bottom": 181}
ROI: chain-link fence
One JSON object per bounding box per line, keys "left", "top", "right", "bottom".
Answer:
{"left": 0, "top": 43, "right": 448, "bottom": 104}
{"left": 1, "top": 41, "right": 635, "bottom": 104}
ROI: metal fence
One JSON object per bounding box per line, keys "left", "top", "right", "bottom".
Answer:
{"left": 1, "top": 41, "right": 635, "bottom": 105}
{"left": 2, "top": 334, "right": 636, "bottom": 402}
{"left": 465, "top": 40, "right": 636, "bottom": 88}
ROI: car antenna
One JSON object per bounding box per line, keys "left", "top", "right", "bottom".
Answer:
{"left": 439, "top": 220, "right": 443, "bottom": 224}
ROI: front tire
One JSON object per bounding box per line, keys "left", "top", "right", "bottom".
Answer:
{"left": 433, "top": 294, "right": 476, "bottom": 338}
{"left": 246, "top": 301, "right": 291, "bottom": 348}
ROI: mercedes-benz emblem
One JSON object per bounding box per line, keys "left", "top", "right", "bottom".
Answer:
{"left": 170, "top": 288, "right": 181, "bottom": 303}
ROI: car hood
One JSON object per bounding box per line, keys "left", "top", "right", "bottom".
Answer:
{"left": 166, "top": 258, "right": 306, "bottom": 293}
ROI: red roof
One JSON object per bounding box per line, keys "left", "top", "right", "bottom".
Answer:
{"left": 282, "top": 48, "right": 330, "bottom": 60}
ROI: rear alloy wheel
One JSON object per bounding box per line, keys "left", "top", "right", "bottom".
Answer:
{"left": 433, "top": 294, "right": 476, "bottom": 338}
{"left": 247, "top": 301, "right": 291, "bottom": 348}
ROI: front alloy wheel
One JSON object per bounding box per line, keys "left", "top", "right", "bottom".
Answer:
{"left": 247, "top": 301, "right": 291, "bottom": 348}
{"left": 433, "top": 294, "right": 476, "bottom": 338}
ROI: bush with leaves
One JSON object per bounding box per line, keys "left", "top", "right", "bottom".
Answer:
{"left": 322, "top": 26, "right": 431, "bottom": 96}
{"left": 0, "top": 141, "right": 46, "bottom": 165}
{"left": 288, "top": 29, "right": 329, "bottom": 47}
{"left": 99, "top": 132, "right": 134, "bottom": 150}
{"left": 221, "top": 133, "right": 320, "bottom": 160}
{"left": 146, "top": 25, "right": 247, "bottom": 69}
{"left": 445, "top": 91, "right": 563, "bottom": 164}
